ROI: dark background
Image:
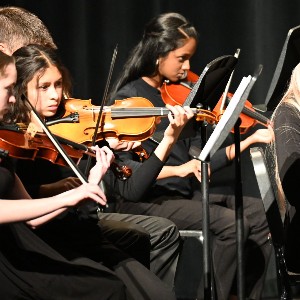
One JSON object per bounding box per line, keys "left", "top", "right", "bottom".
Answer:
{"left": 2, "top": 0, "right": 300, "bottom": 106}
{"left": 1, "top": 2, "right": 293, "bottom": 296}
{"left": 2, "top": 0, "right": 300, "bottom": 199}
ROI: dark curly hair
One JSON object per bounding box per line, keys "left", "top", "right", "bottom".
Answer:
{"left": 6, "top": 44, "right": 71, "bottom": 124}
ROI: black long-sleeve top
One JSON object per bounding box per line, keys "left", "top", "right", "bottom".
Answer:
{"left": 109, "top": 78, "right": 231, "bottom": 201}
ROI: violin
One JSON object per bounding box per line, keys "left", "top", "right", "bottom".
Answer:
{"left": 213, "top": 92, "right": 272, "bottom": 134}
{"left": 133, "top": 145, "right": 149, "bottom": 162}
{"left": 161, "top": 70, "right": 271, "bottom": 133}
{"left": 48, "top": 96, "right": 217, "bottom": 144}
{"left": 161, "top": 70, "right": 199, "bottom": 106}
{"left": 0, "top": 128, "right": 132, "bottom": 180}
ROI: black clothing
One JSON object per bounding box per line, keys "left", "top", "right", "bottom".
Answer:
{"left": 0, "top": 166, "right": 126, "bottom": 300}
{"left": 273, "top": 102, "right": 300, "bottom": 272}
{"left": 15, "top": 157, "right": 180, "bottom": 291}
{"left": 99, "top": 212, "right": 180, "bottom": 287}
{"left": 108, "top": 78, "right": 272, "bottom": 300}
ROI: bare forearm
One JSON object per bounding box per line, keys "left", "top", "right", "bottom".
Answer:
{"left": 157, "top": 165, "right": 178, "bottom": 179}
{"left": 226, "top": 136, "right": 256, "bottom": 161}
{"left": 26, "top": 207, "right": 68, "bottom": 228}
{"left": 0, "top": 197, "right": 69, "bottom": 224}
{"left": 2, "top": 175, "right": 75, "bottom": 225}
{"left": 154, "top": 136, "right": 176, "bottom": 162}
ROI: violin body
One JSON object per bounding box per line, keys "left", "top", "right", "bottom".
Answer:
{"left": 49, "top": 97, "right": 157, "bottom": 145}
{"left": 161, "top": 70, "right": 199, "bottom": 105}
{"left": 213, "top": 92, "right": 271, "bottom": 134}
{"left": 0, "top": 127, "right": 132, "bottom": 180}
{"left": 0, "top": 129, "right": 82, "bottom": 166}
{"left": 161, "top": 69, "right": 271, "bottom": 134}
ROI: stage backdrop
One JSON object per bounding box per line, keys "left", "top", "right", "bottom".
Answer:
{"left": 2, "top": 0, "right": 300, "bottom": 107}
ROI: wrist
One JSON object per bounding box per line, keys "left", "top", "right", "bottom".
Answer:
{"left": 162, "top": 135, "right": 176, "bottom": 145}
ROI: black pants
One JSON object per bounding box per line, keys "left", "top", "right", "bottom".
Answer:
{"left": 33, "top": 213, "right": 176, "bottom": 300}
{"left": 99, "top": 212, "right": 181, "bottom": 288}
{"left": 115, "top": 193, "right": 272, "bottom": 300}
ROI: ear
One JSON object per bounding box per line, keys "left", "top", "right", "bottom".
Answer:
{"left": 0, "top": 43, "right": 12, "bottom": 55}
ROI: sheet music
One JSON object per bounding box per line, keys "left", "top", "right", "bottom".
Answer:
{"left": 199, "top": 75, "right": 252, "bottom": 161}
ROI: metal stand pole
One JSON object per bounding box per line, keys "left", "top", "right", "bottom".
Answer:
{"left": 233, "top": 118, "right": 245, "bottom": 300}
{"left": 200, "top": 121, "right": 214, "bottom": 299}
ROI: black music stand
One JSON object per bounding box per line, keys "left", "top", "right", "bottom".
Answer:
{"left": 264, "top": 24, "right": 300, "bottom": 111}
{"left": 198, "top": 65, "right": 262, "bottom": 300}
{"left": 181, "top": 54, "right": 238, "bottom": 299}
{"left": 185, "top": 55, "right": 238, "bottom": 109}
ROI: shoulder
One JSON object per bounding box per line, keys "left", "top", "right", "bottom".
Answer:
{"left": 114, "top": 79, "right": 160, "bottom": 102}
{"left": 114, "top": 79, "right": 144, "bottom": 100}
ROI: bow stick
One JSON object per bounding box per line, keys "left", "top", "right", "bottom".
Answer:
{"left": 84, "top": 45, "right": 118, "bottom": 177}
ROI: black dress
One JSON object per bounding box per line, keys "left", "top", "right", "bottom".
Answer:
{"left": 0, "top": 165, "right": 126, "bottom": 300}
{"left": 11, "top": 159, "right": 176, "bottom": 300}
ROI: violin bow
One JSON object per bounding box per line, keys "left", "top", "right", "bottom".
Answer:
{"left": 84, "top": 44, "right": 118, "bottom": 177}
{"left": 219, "top": 48, "right": 241, "bottom": 111}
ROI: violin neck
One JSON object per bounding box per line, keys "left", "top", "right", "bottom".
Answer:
{"left": 241, "top": 105, "right": 270, "bottom": 126}
{"left": 224, "top": 96, "right": 270, "bottom": 127}
{"left": 110, "top": 107, "right": 198, "bottom": 118}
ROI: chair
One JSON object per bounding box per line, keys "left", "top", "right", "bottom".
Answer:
{"left": 179, "top": 230, "right": 203, "bottom": 242}
{"left": 175, "top": 230, "right": 204, "bottom": 300}
{"left": 250, "top": 146, "right": 300, "bottom": 299}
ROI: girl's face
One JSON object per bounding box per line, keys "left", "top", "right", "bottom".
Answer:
{"left": 0, "top": 63, "right": 16, "bottom": 120}
{"left": 27, "top": 64, "right": 63, "bottom": 118}
{"left": 158, "top": 37, "right": 197, "bottom": 83}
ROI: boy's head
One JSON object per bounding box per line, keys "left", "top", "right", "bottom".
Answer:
{"left": 0, "top": 6, "right": 57, "bottom": 55}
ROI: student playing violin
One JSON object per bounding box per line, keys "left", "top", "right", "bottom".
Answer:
{"left": 107, "top": 12, "right": 274, "bottom": 300}
{"left": 0, "top": 49, "right": 130, "bottom": 300}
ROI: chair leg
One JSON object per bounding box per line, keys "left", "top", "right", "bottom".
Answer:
{"left": 274, "top": 245, "right": 292, "bottom": 300}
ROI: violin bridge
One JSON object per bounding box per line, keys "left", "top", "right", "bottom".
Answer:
{"left": 26, "top": 122, "right": 39, "bottom": 138}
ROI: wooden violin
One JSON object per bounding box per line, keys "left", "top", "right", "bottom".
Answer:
{"left": 161, "top": 69, "right": 271, "bottom": 133}
{"left": 48, "top": 96, "right": 217, "bottom": 145}
{"left": 161, "top": 70, "right": 199, "bottom": 106}
{"left": 213, "top": 92, "right": 272, "bottom": 134}
{"left": 0, "top": 127, "right": 132, "bottom": 180}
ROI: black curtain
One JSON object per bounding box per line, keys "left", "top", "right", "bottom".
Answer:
{"left": 2, "top": 0, "right": 300, "bottom": 107}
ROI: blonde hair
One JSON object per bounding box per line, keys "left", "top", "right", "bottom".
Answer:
{"left": 278, "top": 62, "right": 300, "bottom": 109}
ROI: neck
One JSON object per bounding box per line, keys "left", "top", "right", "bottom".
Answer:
{"left": 142, "top": 76, "right": 162, "bottom": 90}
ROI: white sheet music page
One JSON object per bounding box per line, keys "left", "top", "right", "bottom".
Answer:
{"left": 199, "top": 75, "right": 252, "bottom": 161}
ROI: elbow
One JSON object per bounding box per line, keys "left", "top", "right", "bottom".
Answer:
{"left": 123, "top": 189, "right": 146, "bottom": 202}
{"left": 26, "top": 220, "right": 40, "bottom": 229}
